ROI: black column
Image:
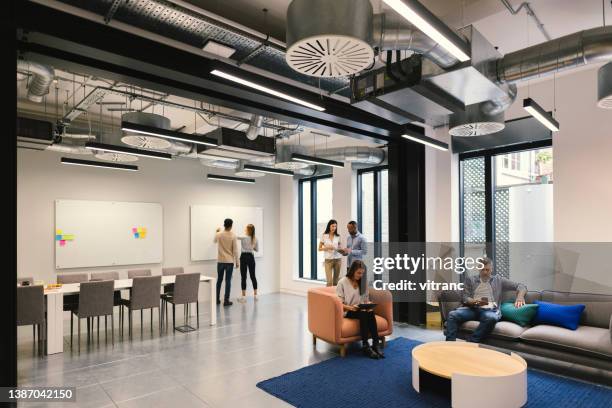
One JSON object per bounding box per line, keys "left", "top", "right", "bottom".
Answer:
{"left": 387, "top": 137, "right": 426, "bottom": 326}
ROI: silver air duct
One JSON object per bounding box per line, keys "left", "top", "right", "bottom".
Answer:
{"left": 371, "top": 13, "right": 459, "bottom": 69}
{"left": 285, "top": 0, "right": 375, "bottom": 77}
{"left": 311, "top": 146, "right": 385, "bottom": 165}
{"left": 274, "top": 144, "right": 311, "bottom": 170}
{"left": 498, "top": 26, "right": 612, "bottom": 83}
{"left": 598, "top": 61, "right": 612, "bottom": 109}
{"left": 199, "top": 156, "right": 240, "bottom": 170}
{"left": 245, "top": 115, "right": 264, "bottom": 140}
{"left": 46, "top": 144, "right": 92, "bottom": 155}
{"left": 17, "top": 60, "right": 55, "bottom": 103}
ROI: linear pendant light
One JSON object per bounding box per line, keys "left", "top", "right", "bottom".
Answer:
{"left": 401, "top": 132, "right": 448, "bottom": 151}
{"left": 382, "top": 0, "right": 470, "bottom": 62}
{"left": 61, "top": 157, "right": 138, "bottom": 171}
{"left": 210, "top": 69, "right": 326, "bottom": 112}
{"left": 243, "top": 164, "right": 294, "bottom": 176}
{"left": 85, "top": 142, "right": 173, "bottom": 160}
{"left": 291, "top": 153, "right": 344, "bottom": 168}
{"left": 207, "top": 174, "right": 255, "bottom": 184}
{"left": 121, "top": 121, "right": 219, "bottom": 146}
{"left": 523, "top": 98, "right": 559, "bottom": 132}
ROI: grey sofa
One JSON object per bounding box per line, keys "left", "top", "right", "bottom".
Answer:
{"left": 438, "top": 290, "right": 612, "bottom": 385}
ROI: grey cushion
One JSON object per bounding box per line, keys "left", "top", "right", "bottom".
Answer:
{"left": 170, "top": 273, "right": 200, "bottom": 305}
{"left": 162, "top": 267, "right": 184, "bottom": 276}
{"left": 126, "top": 276, "right": 162, "bottom": 310}
{"left": 57, "top": 273, "right": 89, "bottom": 284}
{"left": 520, "top": 324, "right": 612, "bottom": 360}
{"left": 90, "top": 271, "right": 120, "bottom": 281}
{"left": 77, "top": 280, "right": 114, "bottom": 318}
{"left": 541, "top": 290, "right": 612, "bottom": 329}
{"left": 460, "top": 320, "right": 527, "bottom": 340}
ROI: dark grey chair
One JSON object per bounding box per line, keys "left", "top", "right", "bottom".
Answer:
{"left": 90, "top": 271, "right": 122, "bottom": 334}
{"left": 161, "top": 267, "right": 184, "bottom": 309}
{"left": 127, "top": 269, "right": 151, "bottom": 278}
{"left": 17, "top": 285, "right": 45, "bottom": 354}
{"left": 120, "top": 275, "right": 162, "bottom": 338}
{"left": 57, "top": 273, "right": 89, "bottom": 338}
{"left": 161, "top": 273, "right": 200, "bottom": 331}
{"left": 71, "top": 280, "right": 114, "bottom": 352}
{"left": 17, "top": 276, "right": 34, "bottom": 286}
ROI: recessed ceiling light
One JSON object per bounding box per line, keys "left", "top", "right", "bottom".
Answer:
{"left": 401, "top": 132, "right": 448, "bottom": 151}
{"left": 86, "top": 142, "right": 173, "bottom": 160}
{"left": 207, "top": 174, "right": 255, "bottom": 184}
{"left": 121, "top": 121, "right": 219, "bottom": 146}
{"left": 243, "top": 164, "right": 294, "bottom": 176}
{"left": 291, "top": 153, "right": 344, "bottom": 168}
{"left": 61, "top": 157, "right": 138, "bottom": 171}
{"left": 203, "top": 40, "right": 236, "bottom": 59}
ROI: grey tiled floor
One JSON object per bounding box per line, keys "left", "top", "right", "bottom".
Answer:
{"left": 17, "top": 293, "right": 444, "bottom": 407}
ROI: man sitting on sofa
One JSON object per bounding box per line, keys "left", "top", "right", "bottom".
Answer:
{"left": 445, "top": 257, "right": 527, "bottom": 342}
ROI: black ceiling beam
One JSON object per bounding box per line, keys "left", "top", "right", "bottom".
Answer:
{"left": 16, "top": 1, "right": 424, "bottom": 143}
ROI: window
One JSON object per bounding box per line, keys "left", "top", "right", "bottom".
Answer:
{"left": 459, "top": 141, "right": 553, "bottom": 279}
{"left": 299, "top": 175, "right": 333, "bottom": 280}
{"left": 357, "top": 167, "right": 388, "bottom": 246}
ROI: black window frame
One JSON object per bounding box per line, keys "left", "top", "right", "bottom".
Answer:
{"left": 458, "top": 139, "right": 553, "bottom": 262}
{"left": 357, "top": 165, "right": 388, "bottom": 248}
{"left": 298, "top": 174, "right": 333, "bottom": 280}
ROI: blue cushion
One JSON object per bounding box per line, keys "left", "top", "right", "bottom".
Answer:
{"left": 533, "top": 301, "right": 585, "bottom": 330}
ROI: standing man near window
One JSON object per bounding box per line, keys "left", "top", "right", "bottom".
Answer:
{"left": 342, "top": 221, "right": 368, "bottom": 271}
{"left": 214, "top": 218, "right": 239, "bottom": 306}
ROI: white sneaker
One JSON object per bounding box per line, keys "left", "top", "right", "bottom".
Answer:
{"left": 238, "top": 296, "right": 246, "bottom": 303}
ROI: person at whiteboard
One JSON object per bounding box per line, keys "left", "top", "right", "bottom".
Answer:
{"left": 318, "top": 219, "right": 342, "bottom": 286}
{"left": 237, "top": 224, "right": 259, "bottom": 303}
{"left": 214, "top": 218, "right": 239, "bottom": 306}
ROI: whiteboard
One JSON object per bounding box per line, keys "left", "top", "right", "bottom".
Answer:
{"left": 55, "top": 200, "right": 163, "bottom": 269}
{"left": 190, "top": 205, "right": 263, "bottom": 261}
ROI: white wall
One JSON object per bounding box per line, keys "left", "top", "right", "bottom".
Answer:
{"left": 17, "top": 149, "right": 281, "bottom": 298}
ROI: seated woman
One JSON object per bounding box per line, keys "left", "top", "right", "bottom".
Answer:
{"left": 336, "top": 260, "right": 384, "bottom": 359}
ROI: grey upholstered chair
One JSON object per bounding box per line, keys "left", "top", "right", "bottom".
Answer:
{"left": 17, "top": 285, "right": 45, "bottom": 354}
{"left": 17, "top": 276, "right": 34, "bottom": 286}
{"left": 90, "top": 271, "right": 122, "bottom": 332}
{"left": 120, "top": 275, "right": 162, "bottom": 337}
{"left": 57, "top": 273, "right": 89, "bottom": 339}
{"left": 161, "top": 273, "right": 200, "bottom": 331}
{"left": 161, "top": 266, "right": 184, "bottom": 303}
{"left": 71, "top": 280, "right": 114, "bottom": 352}
{"left": 127, "top": 269, "right": 151, "bottom": 278}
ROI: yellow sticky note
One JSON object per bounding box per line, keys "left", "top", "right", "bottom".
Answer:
{"left": 56, "top": 229, "right": 63, "bottom": 235}
{"left": 140, "top": 232, "right": 147, "bottom": 239}
{"left": 63, "top": 234, "right": 75, "bottom": 241}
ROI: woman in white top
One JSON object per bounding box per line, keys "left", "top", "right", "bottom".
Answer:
{"left": 336, "top": 260, "right": 383, "bottom": 359}
{"left": 237, "top": 224, "right": 259, "bottom": 303}
{"left": 318, "top": 219, "right": 342, "bottom": 286}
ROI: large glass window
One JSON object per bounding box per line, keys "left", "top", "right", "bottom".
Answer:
{"left": 357, "top": 167, "right": 388, "bottom": 246}
{"left": 459, "top": 142, "right": 553, "bottom": 279}
{"left": 299, "top": 175, "right": 333, "bottom": 280}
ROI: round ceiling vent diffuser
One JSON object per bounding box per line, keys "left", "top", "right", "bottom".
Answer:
{"left": 121, "top": 135, "right": 172, "bottom": 150}
{"left": 121, "top": 112, "right": 173, "bottom": 149}
{"left": 449, "top": 122, "right": 505, "bottom": 137}
{"left": 95, "top": 152, "right": 139, "bottom": 162}
{"left": 285, "top": 0, "right": 374, "bottom": 78}
{"left": 286, "top": 35, "right": 374, "bottom": 77}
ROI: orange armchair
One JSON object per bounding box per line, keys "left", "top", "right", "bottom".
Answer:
{"left": 308, "top": 286, "right": 393, "bottom": 357}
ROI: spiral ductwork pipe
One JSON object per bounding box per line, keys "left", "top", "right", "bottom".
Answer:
{"left": 311, "top": 146, "right": 385, "bottom": 165}
{"left": 17, "top": 60, "right": 55, "bottom": 103}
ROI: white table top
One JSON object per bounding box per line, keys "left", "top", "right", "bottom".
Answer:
{"left": 44, "top": 274, "right": 213, "bottom": 295}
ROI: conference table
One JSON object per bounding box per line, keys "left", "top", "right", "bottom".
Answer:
{"left": 44, "top": 274, "right": 217, "bottom": 354}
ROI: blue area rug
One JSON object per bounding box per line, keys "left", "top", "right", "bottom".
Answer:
{"left": 257, "top": 337, "right": 612, "bottom": 408}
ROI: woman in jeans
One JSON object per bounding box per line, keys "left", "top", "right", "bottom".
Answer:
{"left": 336, "top": 260, "right": 383, "bottom": 359}
{"left": 318, "top": 219, "right": 342, "bottom": 286}
{"left": 238, "top": 224, "right": 259, "bottom": 303}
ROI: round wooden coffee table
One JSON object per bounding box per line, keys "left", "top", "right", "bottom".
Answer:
{"left": 412, "top": 341, "right": 527, "bottom": 408}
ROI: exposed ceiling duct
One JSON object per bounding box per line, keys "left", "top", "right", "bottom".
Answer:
{"left": 17, "top": 60, "right": 55, "bottom": 103}
{"left": 285, "top": 0, "right": 375, "bottom": 77}
{"left": 245, "top": 115, "right": 264, "bottom": 140}
{"left": 45, "top": 143, "right": 92, "bottom": 155}
{"left": 310, "top": 146, "right": 385, "bottom": 165}
{"left": 274, "top": 144, "right": 311, "bottom": 170}
{"left": 597, "top": 61, "right": 612, "bottom": 109}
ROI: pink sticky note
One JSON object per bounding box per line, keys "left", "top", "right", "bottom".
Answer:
{"left": 132, "top": 227, "right": 138, "bottom": 233}
{"left": 60, "top": 240, "right": 66, "bottom": 247}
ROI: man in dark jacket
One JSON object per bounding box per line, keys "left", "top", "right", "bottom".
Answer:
{"left": 445, "top": 257, "right": 527, "bottom": 342}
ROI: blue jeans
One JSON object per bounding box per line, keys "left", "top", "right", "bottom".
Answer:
{"left": 444, "top": 307, "right": 501, "bottom": 342}
{"left": 216, "top": 263, "right": 234, "bottom": 302}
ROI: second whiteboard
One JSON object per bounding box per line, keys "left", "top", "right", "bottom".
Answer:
{"left": 190, "top": 205, "right": 264, "bottom": 261}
